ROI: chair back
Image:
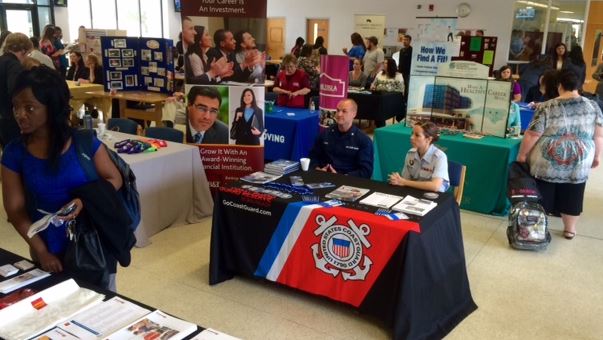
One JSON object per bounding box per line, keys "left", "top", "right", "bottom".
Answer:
{"left": 145, "top": 126, "right": 184, "bottom": 143}
{"left": 107, "top": 118, "right": 138, "bottom": 135}
{"left": 448, "top": 160, "right": 467, "bottom": 206}
{"left": 265, "top": 92, "right": 278, "bottom": 102}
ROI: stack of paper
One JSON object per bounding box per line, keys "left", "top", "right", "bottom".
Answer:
{"left": 0, "top": 268, "right": 50, "bottom": 294}
{"left": 392, "top": 195, "right": 438, "bottom": 216}
{"left": 359, "top": 192, "right": 404, "bottom": 209}
{"left": 38, "top": 296, "right": 152, "bottom": 339}
{"left": 105, "top": 310, "right": 197, "bottom": 340}
{"left": 325, "top": 185, "right": 370, "bottom": 202}
{"left": 264, "top": 159, "right": 299, "bottom": 175}
{"left": 240, "top": 171, "right": 282, "bottom": 184}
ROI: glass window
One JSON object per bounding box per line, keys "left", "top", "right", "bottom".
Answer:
{"left": 37, "top": 0, "right": 50, "bottom": 5}
{"left": 68, "top": 0, "right": 92, "bottom": 43}
{"left": 0, "top": 0, "right": 34, "bottom": 4}
{"left": 91, "top": 0, "right": 116, "bottom": 29}
{"left": 117, "top": 0, "right": 141, "bottom": 37}
{"left": 5, "top": 9, "right": 33, "bottom": 36}
{"left": 509, "top": 0, "right": 587, "bottom": 63}
{"left": 141, "top": 0, "right": 162, "bottom": 38}
{"left": 37, "top": 6, "right": 52, "bottom": 34}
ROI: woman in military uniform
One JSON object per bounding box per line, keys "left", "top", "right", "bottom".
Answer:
{"left": 389, "top": 121, "right": 449, "bottom": 192}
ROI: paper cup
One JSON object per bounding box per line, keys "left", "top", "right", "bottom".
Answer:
{"left": 97, "top": 122, "right": 106, "bottom": 136}
{"left": 300, "top": 158, "right": 310, "bottom": 171}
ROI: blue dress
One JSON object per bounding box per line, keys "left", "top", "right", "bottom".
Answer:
{"left": 1, "top": 136, "right": 101, "bottom": 254}
{"left": 347, "top": 45, "right": 366, "bottom": 70}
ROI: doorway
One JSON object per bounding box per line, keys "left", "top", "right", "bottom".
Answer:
{"left": 266, "top": 17, "right": 285, "bottom": 61}
{"left": 306, "top": 19, "right": 329, "bottom": 49}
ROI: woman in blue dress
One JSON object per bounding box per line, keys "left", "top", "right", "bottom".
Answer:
{"left": 342, "top": 32, "right": 366, "bottom": 71}
{"left": 1, "top": 66, "right": 122, "bottom": 278}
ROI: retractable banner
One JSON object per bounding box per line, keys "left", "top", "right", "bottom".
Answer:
{"left": 181, "top": 0, "right": 267, "bottom": 193}
{"left": 319, "top": 55, "right": 349, "bottom": 111}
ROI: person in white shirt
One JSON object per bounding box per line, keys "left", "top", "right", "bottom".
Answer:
{"left": 389, "top": 121, "right": 450, "bottom": 192}
{"left": 370, "top": 57, "right": 404, "bottom": 93}
{"left": 28, "top": 36, "right": 55, "bottom": 70}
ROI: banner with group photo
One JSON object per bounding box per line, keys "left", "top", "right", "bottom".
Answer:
{"left": 181, "top": 0, "right": 267, "bottom": 193}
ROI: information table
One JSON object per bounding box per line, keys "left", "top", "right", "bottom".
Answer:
{"left": 210, "top": 171, "right": 477, "bottom": 340}
{"left": 264, "top": 106, "right": 320, "bottom": 161}
{"left": 85, "top": 90, "right": 169, "bottom": 126}
{"left": 0, "top": 248, "right": 204, "bottom": 339}
{"left": 67, "top": 80, "right": 105, "bottom": 117}
{"left": 373, "top": 124, "right": 521, "bottom": 215}
{"left": 518, "top": 102, "right": 535, "bottom": 132}
{"left": 347, "top": 91, "right": 405, "bottom": 127}
{"left": 105, "top": 131, "right": 213, "bottom": 246}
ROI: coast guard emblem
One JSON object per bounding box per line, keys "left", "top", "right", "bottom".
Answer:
{"left": 311, "top": 214, "right": 373, "bottom": 281}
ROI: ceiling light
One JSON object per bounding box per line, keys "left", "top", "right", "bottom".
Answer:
{"left": 516, "top": 0, "right": 559, "bottom": 11}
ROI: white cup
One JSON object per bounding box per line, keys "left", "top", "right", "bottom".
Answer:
{"left": 300, "top": 158, "right": 310, "bottom": 171}
{"left": 97, "top": 122, "right": 106, "bottom": 136}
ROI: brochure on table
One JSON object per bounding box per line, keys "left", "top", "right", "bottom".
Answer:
{"left": 0, "top": 279, "right": 105, "bottom": 340}
{"left": 100, "top": 36, "right": 174, "bottom": 93}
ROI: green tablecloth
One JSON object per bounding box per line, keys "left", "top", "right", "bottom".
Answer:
{"left": 372, "top": 125, "right": 521, "bottom": 215}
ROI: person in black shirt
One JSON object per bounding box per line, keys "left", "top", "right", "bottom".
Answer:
{"left": 309, "top": 99, "right": 373, "bottom": 178}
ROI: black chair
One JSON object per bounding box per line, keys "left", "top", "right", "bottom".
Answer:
{"left": 145, "top": 127, "right": 184, "bottom": 143}
{"left": 107, "top": 118, "right": 139, "bottom": 135}
{"left": 448, "top": 160, "right": 467, "bottom": 206}
{"left": 265, "top": 92, "right": 278, "bottom": 102}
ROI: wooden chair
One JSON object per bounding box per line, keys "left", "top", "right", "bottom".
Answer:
{"left": 107, "top": 118, "right": 139, "bottom": 135}
{"left": 448, "top": 160, "right": 467, "bottom": 206}
{"left": 145, "top": 127, "right": 184, "bottom": 143}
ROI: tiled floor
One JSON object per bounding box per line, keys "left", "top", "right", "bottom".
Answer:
{"left": 1, "top": 165, "right": 602, "bottom": 339}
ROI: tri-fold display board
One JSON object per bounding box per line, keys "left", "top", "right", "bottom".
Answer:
{"left": 407, "top": 75, "right": 511, "bottom": 137}
{"left": 100, "top": 36, "right": 174, "bottom": 93}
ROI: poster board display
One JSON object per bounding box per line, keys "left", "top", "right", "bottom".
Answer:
{"left": 101, "top": 36, "right": 174, "bottom": 93}
{"left": 452, "top": 35, "right": 498, "bottom": 76}
{"left": 407, "top": 75, "right": 511, "bottom": 137}
{"left": 482, "top": 80, "right": 512, "bottom": 137}
{"left": 78, "top": 28, "right": 127, "bottom": 57}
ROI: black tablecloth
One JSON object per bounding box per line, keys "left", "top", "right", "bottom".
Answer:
{"left": 0, "top": 248, "right": 204, "bottom": 338}
{"left": 210, "top": 171, "right": 477, "bottom": 340}
{"left": 348, "top": 92, "right": 405, "bottom": 126}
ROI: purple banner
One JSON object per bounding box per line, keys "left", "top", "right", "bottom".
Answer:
{"left": 319, "top": 55, "right": 349, "bottom": 111}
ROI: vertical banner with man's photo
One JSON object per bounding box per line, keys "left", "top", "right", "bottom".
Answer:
{"left": 181, "top": 0, "right": 267, "bottom": 193}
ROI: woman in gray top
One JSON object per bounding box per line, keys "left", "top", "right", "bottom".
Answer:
{"left": 348, "top": 58, "right": 367, "bottom": 89}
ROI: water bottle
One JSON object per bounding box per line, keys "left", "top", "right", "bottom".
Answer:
{"left": 83, "top": 112, "right": 93, "bottom": 130}
{"left": 309, "top": 100, "right": 315, "bottom": 111}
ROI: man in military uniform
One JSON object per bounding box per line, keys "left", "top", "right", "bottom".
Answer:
{"left": 308, "top": 99, "right": 373, "bottom": 178}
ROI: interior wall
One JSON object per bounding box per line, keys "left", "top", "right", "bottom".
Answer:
{"left": 267, "top": 0, "right": 516, "bottom": 69}
{"left": 54, "top": 0, "right": 516, "bottom": 68}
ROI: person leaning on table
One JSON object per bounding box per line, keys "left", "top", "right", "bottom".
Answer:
{"left": 308, "top": 99, "right": 373, "bottom": 178}
{"left": 389, "top": 121, "right": 449, "bottom": 192}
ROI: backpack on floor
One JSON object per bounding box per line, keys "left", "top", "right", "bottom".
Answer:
{"left": 73, "top": 129, "right": 141, "bottom": 231}
{"left": 506, "top": 162, "right": 551, "bottom": 251}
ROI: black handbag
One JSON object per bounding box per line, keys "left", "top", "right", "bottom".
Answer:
{"left": 63, "top": 218, "right": 109, "bottom": 287}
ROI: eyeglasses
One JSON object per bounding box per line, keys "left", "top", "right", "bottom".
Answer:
{"left": 193, "top": 104, "right": 219, "bottom": 115}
